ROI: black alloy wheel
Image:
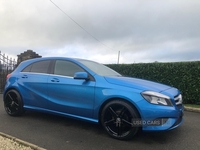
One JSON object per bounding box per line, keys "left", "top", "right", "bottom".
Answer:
{"left": 4, "top": 90, "right": 24, "bottom": 116}
{"left": 101, "top": 100, "right": 139, "bottom": 140}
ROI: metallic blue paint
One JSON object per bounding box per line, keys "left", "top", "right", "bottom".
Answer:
{"left": 3, "top": 57, "right": 183, "bottom": 132}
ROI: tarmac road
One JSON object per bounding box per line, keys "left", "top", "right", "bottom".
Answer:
{"left": 0, "top": 94, "right": 200, "bottom": 150}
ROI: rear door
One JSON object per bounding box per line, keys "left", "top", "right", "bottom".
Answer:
{"left": 19, "top": 60, "right": 51, "bottom": 109}
{"left": 47, "top": 60, "right": 95, "bottom": 118}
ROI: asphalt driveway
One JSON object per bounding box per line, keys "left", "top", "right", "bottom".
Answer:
{"left": 0, "top": 94, "right": 199, "bottom": 150}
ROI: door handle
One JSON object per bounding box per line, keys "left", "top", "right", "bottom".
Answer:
{"left": 51, "top": 78, "right": 60, "bottom": 82}
{"left": 22, "top": 75, "right": 28, "bottom": 78}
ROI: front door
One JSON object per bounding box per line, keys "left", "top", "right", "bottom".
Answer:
{"left": 47, "top": 60, "right": 95, "bottom": 118}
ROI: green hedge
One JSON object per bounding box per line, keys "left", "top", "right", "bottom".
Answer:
{"left": 107, "top": 61, "right": 200, "bottom": 104}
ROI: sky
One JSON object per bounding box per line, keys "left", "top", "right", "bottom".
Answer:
{"left": 1, "top": 0, "right": 200, "bottom": 64}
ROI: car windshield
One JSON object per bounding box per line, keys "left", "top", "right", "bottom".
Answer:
{"left": 78, "top": 60, "right": 121, "bottom": 76}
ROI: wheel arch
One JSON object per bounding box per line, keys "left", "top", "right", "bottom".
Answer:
{"left": 3, "top": 88, "right": 25, "bottom": 116}
{"left": 3, "top": 87, "right": 23, "bottom": 103}
{"left": 98, "top": 97, "right": 142, "bottom": 124}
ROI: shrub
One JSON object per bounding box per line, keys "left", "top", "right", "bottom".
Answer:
{"left": 107, "top": 61, "right": 200, "bottom": 104}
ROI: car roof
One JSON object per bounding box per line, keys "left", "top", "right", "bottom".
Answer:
{"left": 14, "top": 57, "right": 97, "bottom": 75}
{"left": 18, "top": 57, "right": 96, "bottom": 66}
{"left": 22, "top": 57, "right": 87, "bottom": 62}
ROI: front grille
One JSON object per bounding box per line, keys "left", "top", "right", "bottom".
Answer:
{"left": 174, "top": 94, "right": 183, "bottom": 105}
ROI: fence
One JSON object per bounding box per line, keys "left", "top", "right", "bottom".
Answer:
{"left": 0, "top": 51, "right": 17, "bottom": 93}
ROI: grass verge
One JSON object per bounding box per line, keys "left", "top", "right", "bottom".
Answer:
{"left": 184, "top": 104, "right": 200, "bottom": 108}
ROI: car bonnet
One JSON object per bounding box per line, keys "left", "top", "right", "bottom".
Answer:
{"left": 104, "top": 76, "right": 173, "bottom": 93}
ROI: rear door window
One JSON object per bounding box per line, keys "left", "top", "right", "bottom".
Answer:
{"left": 22, "top": 60, "right": 51, "bottom": 74}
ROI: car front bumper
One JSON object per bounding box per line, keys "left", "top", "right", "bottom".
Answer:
{"left": 135, "top": 98, "right": 184, "bottom": 131}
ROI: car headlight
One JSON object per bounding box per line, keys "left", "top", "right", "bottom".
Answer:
{"left": 142, "top": 91, "right": 172, "bottom": 106}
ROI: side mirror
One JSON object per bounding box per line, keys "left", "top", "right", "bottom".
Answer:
{"left": 74, "top": 72, "right": 89, "bottom": 80}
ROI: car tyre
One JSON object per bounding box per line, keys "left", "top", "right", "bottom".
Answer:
{"left": 101, "top": 100, "right": 139, "bottom": 140}
{"left": 4, "top": 90, "right": 24, "bottom": 116}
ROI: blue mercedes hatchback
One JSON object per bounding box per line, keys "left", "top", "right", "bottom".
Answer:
{"left": 3, "top": 57, "right": 183, "bottom": 140}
